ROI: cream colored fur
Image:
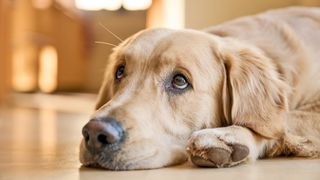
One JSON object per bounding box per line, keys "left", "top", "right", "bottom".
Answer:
{"left": 80, "top": 7, "right": 320, "bottom": 170}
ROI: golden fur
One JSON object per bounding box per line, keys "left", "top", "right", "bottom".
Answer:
{"left": 80, "top": 7, "right": 320, "bottom": 170}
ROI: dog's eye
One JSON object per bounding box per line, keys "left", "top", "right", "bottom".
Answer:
{"left": 172, "top": 74, "right": 189, "bottom": 89}
{"left": 115, "top": 65, "right": 125, "bottom": 80}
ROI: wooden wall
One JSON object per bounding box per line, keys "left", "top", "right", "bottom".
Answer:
{"left": 9, "top": 0, "right": 147, "bottom": 93}
{"left": 185, "top": 0, "right": 320, "bottom": 29}
{"left": 0, "top": 0, "right": 12, "bottom": 104}
{"left": 10, "top": 1, "right": 87, "bottom": 92}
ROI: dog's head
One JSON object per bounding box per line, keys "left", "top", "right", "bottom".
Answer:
{"left": 80, "top": 28, "right": 288, "bottom": 170}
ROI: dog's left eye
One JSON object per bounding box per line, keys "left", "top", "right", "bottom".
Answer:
{"left": 172, "top": 74, "right": 189, "bottom": 89}
{"left": 115, "top": 65, "right": 125, "bottom": 80}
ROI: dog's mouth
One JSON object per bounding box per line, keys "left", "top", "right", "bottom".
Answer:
{"left": 80, "top": 139, "right": 188, "bottom": 170}
{"left": 84, "top": 151, "right": 159, "bottom": 170}
{"left": 80, "top": 140, "right": 165, "bottom": 170}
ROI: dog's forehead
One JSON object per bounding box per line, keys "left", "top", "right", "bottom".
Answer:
{"left": 119, "top": 28, "right": 213, "bottom": 65}
{"left": 122, "top": 28, "right": 175, "bottom": 58}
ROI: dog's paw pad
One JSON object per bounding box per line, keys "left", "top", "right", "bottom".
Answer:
{"left": 190, "top": 148, "right": 231, "bottom": 167}
{"left": 190, "top": 155, "right": 217, "bottom": 167}
{"left": 207, "top": 148, "right": 230, "bottom": 165}
{"left": 231, "top": 144, "right": 249, "bottom": 162}
{"left": 187, "top": 130, "right": 250, "bottom": 168}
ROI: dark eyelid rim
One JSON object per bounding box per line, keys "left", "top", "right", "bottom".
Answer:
{"left": 165, "top": 68, "right": 193, "bottom": 94}
{"left": 114, "top": 57, "right": 126, "bottom": 69}
{"left": 114, "top": 58, "right": 126, "bottom": 82}
{"left": 172, "top": 66, "right": 193, "bottom": 86}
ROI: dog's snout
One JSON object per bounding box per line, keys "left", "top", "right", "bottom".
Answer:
{"left": 82, "top": 117, "right": 124, "bottom": 152}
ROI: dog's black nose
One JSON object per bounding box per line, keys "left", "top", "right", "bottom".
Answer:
{"left": 82, "top": 117, "right": 124, "bottom": 152}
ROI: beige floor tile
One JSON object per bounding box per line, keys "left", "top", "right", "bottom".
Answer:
{"left": 0, "top": 105, "right": 319, "bottom": 180}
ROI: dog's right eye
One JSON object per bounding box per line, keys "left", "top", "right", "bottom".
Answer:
{"left": 172, "top": 74, "right": 189, "bottom": 90}
{"left": 115, "top": 65, "right": 125, "bottom": 80}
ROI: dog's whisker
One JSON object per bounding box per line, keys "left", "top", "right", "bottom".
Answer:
{"left": 94, "top": 41, "right": 118, "bottom": 47}
{"left": 99, "top": 22, "right": 123, "bottom": 42}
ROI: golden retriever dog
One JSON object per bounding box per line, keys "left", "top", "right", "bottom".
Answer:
{"left": 80, "top": 7, "right": 320, "bottom": 170}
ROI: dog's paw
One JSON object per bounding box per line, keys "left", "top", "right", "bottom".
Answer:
{"left": 187, "top": 127, "right": 250, "bottom": 168}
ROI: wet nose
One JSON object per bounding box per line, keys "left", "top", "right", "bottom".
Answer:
{"left": 82, "top": 117, "right": 124, "bottom": 152}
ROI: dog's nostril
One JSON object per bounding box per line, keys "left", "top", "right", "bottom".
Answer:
{"left": 83, "top": 129, "right": 90, "bottom": 142}
{"left": 97, "top": 134, "right": 108, "bottom": 144}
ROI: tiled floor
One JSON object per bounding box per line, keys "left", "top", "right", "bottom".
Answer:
{"left": 0, "top": 94, "right": 320, "bottom": 180}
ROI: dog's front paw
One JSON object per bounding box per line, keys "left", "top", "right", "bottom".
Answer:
{"left": 187, "top": 127, "right": 250, "bottom": 168}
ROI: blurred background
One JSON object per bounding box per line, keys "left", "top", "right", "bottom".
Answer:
{"left": 1, "top": 2, "right": 320, "bottom": 177}
{"left": 0, "top": 0, "right": 320, "bottom": 111}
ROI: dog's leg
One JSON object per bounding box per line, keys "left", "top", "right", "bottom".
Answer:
{"left": 187, "top": 110, "right": 320, "bottom": 168}
{"left": 266, "top": 101, "right": 320, "bottom": 158}
{"left": 187, "top": 125, "right": 268, "bottom": 168}
{"left": 271, "top": 109, "right": 320, "bottom": 158}
{"left": 287, "top": 101, "right": 320, "bottom": 145}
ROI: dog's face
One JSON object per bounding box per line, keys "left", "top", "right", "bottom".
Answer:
{"left": 80, "top": 29, "right": 225, "bottom": 170}
{"left": 79, "top": 28, "right": 287, "bottom": 170}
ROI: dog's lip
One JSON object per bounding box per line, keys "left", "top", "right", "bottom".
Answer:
{"left": 82, "top": 149, "right": 159, "bottom": 170}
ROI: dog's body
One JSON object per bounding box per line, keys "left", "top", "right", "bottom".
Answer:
{"left": 80, "top": 7, "right": 320, "bottom": 170}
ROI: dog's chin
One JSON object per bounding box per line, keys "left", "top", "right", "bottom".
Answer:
{"left": 79, "top": 140, "right": 188, "bottom": 170}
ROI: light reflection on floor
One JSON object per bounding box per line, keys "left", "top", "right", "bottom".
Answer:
{"left": 0, "top": 105, "right": 89, "bottom": 179}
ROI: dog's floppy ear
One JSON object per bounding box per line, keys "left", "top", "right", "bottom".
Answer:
{"left": 218, "top": 42, "right": 289, "bottom": 139}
